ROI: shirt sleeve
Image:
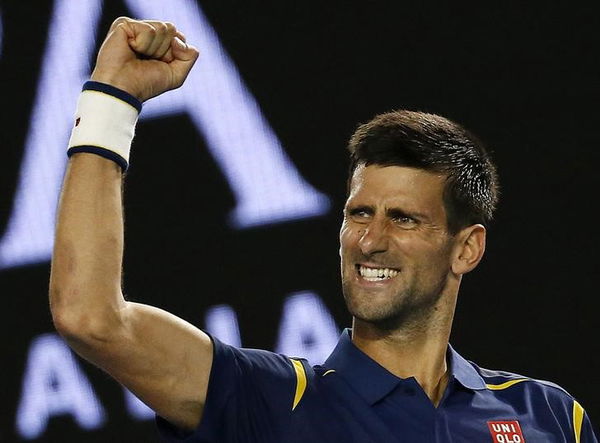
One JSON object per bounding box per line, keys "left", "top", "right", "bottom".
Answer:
{"left": 580, "top": 411, "right": 599, "bottom": 443}
{"left": 156, "top": 334, "right": 300, "bottom": 442}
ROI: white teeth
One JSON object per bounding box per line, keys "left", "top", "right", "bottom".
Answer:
{"left": 358, "top": 265, "right": 399, "bottom": 280}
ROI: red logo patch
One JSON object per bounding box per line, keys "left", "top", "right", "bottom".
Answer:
{"left": 487, "top": 420, "right": 525, "bottom": 442}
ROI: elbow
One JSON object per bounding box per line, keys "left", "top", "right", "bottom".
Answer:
{"left": 49, "top": 286, "right": 122, "bottom": 348}
{"left": 50, "top": 306, "right": 99, "bottom": 348}
{"left": 49, "top": 286, "right": 75, "bottom": 335}
{"left": 52, "top": 307, "right": 123, "bottom": 362}
{"left": 50, "top": 304, "right": 88, "bottom": 342}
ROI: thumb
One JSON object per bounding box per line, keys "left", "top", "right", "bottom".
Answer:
{"left": 168, "top": 38, "right": 200, "bottom": 86}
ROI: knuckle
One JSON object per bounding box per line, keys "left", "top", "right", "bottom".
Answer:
{"left": 112, "top": 16, "right": 130, "bottom": 27}
{"left": 164, "top": 22, "right": 176, "bottom": 34}
{"left": 145, "top": 24, "right": 157, "bottom": 35}
{"left": 156, "top": 22, "right": 168, "bottom": 34}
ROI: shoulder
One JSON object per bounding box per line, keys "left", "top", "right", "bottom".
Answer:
{"left": 468, "top": 362, "right": 598, "bottom": 441}
{"left": 470, "top": 360, "right": 576, "bottom": 410}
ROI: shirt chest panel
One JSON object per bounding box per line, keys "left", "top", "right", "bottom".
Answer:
{"left": 283, "top": 379, "right": 571, "bottom": 443}
{"left": 438, "top": 390, "right": 571, "bottom": 443}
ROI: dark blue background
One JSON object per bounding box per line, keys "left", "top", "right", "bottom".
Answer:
{"left": 1, "top": 1, "right": 598, "bottom": 441}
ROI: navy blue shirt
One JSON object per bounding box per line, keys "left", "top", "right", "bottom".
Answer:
{"left": 157, "top": 330, "right": 597, "bottom": 442}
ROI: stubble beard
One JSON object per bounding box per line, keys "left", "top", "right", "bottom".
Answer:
{"left": 342, "top": 275, "right": 447, "bottom": 333}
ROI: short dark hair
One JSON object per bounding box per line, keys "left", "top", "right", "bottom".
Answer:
{"left": 347, "top": 110, "right": 499, "bottom": 234}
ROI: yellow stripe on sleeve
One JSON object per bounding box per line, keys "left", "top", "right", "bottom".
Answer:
{"left": 291, "top": 359, "right": 307, "bottom": 411}
{"left": 485, "top": 378, "right": 528, "bottom": 390}
{"left": 573, "top": 400, "right": 584, "bottom": 443}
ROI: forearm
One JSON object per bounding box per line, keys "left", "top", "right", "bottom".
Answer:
{"left": 50, "top": 153, "right": 126, "bottom": 338}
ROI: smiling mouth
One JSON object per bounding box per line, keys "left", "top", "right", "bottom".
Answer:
{"left": 356, "top": 264, "right": 400, "bottom": 281}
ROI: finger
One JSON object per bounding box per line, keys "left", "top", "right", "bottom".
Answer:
{"left": 175, "top": 31, "right": 187, "bottom": 43}
{"left": 160, "top": 31, "right": 188, "bottom": 62}
{"left": 160, "top": 47, "right": 174, "bottom": 64}
{"left": 152, "top": 22, "right": 177, "bottom": 59}
{"left": 108, "top": 16, "right": 134, "bottom": 34}
{"left": 160, "top": 45, "right": 175, "bottom": 64}
{"left": 93, "top": 20, "right": 137, "bottom": 66}
{"left": 142, "top": 21, "right": 169, "bottom": 57}
{"left": 98, "top": 17, "right": 136, "bottom": 53}
{"left": 168, "top": 40, "right": 200, "bottom": 86}
{"left": 128, "top": 22, "right": 160, "bottom": 55}
{"left": 170, "top": 37, "right": 195, "bottom": 61}
{"left": 158, "top": 27, "right": 184, "bottom": 63}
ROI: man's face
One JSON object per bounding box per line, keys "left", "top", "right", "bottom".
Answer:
{"left": 339, "top": 164, "right": 457, "bottom": 330}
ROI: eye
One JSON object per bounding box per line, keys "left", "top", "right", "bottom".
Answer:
{"left": 391, "top": 213, "right": 417, "bottom": 227}
{"left": 346, "top": 207, "right": 372, "bottom": 221}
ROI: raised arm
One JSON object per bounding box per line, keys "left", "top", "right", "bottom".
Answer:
{"left": 49, "top": 17, "right": 210, "bottom": 431}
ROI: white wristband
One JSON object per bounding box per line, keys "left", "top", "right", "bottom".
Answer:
{"left": 67, "top": 81, "right": 142, "bottom": 171}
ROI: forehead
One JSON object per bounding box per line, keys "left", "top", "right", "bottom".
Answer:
{"left": 347, "top": 164, "right": 447, "bottom": 211}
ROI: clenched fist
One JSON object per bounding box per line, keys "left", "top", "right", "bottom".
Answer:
{"left": 90, "top": 17, "right": 199, "bottom": 102}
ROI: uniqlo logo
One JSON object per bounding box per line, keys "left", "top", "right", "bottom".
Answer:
{"left": 487, "top": 420, "right": 525, "bottom": 442}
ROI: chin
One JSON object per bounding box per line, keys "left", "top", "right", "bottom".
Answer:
{"left": 343, "top": 285, "right": 437, "bottom": 332}
{"left": 352, "top": 308, "right": 410, "bottom": 332}
{"left": 343, "top": 290, "right": 404, "bottom": 330}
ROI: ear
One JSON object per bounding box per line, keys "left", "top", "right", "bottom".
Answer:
{"left": 451, "top": 224, "right": 486, "bottom": 275}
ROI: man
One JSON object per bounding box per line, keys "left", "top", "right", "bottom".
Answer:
{"left": 50, "top": 17, "right": 597, "bottom": 442}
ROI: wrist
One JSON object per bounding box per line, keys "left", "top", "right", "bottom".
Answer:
{"left": 90, "top": 70, "right": 141, "bottom": 101}
{"left": 67, "top": 81, "right": 142, "bottom": 172}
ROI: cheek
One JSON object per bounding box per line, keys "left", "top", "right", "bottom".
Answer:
{"left": 392, "top": 236, "right": 446, "bottom": 264}
{"left": 387, "top": 234, "right": 415, "bottom": 256}
{"left": 339, "top": 223, "right": 357, "bottom": 261}
{"left": 339, "top": 222, "right": 353, "bottom": 248}
{"left": 411, "top": 240, "right": 454, "bottom": 271}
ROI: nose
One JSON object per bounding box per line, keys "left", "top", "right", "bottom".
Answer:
{"left": 357, "top": 219, "right": 389, "bottom": 256}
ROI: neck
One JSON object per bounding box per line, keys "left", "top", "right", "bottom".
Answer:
{"left": 351, "top": 295, "right": 456, "bottom": 407}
